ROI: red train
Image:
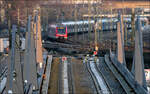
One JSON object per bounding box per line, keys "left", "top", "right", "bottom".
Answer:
{"left": 55, "top": 25, "right": 68, "bottom": 39}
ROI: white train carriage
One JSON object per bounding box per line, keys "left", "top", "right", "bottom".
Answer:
{"left": 47, "top": 17, "right": 148, "bottom": 39}
{"left": 62, "top": 18, "right": 120, "bottom": 33}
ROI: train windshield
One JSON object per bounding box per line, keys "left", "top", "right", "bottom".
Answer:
{"left": 57, "top": 27, "right": 66, "bottom": 34}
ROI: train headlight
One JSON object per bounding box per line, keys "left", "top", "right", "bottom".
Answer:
{"left": 95, "top": 46, "right": 99, "bottom": 51}
{"left": 39, "top": 62, "right": 43, "bottom": 68}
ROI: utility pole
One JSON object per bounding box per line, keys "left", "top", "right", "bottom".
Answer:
{"left": 17, "top": 8, "right": 20, "bottom": 40}
{"left": 56, "top": 0, "right": 59, "bottom": 23}
{"left": 0, "top": 1, "right": 5, "bottom": 23}
{"left": 82, "top": 2, "right": 85, "bottom": 43}
{"left": 74, "top": 3, "right": 78, "bottom": 42}
{"left": 0, "top": 1, "right": 4, "bottom": 53}
{"left": 82, "top": 14, "right": 85, "bottom": 42}
{"left": 124, "top": 20, "right": 128, "bottom": 46}
{"left": 7, "top": 3, "right": 12, "bottom": 49}
{"left": 17, "top": 8, "right": 20, "bottom": 27}
{"left": 110, "top": 3, "right": 113, "bottom": 50}
{"left": 46, "top": 8, "right": 49, "bottom": 32}
{"left": 94, "top": 0, "right": 99, "bottom": 52}
{"left": 88, "top": 0, "right": 92, "bottom": 42}
{"left": 121, "top": 0, "right": 128, "bottom": 46}
{"left": 97, "top": 0, "right": 102, "bottom": 45}
{"left": 99, "top": 9, "right": 103, "bottom": 43}
{"left": 131, "top": 8, "right": 135, "bottom": 46}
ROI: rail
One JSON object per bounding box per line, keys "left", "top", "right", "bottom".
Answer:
{"left": 109, "top": 53, "right": 148, "bottom": 94}
{"left": 0, "top": 67, "right": 7, "bottom": 80}
{"left": 86, "top": 58, "right": 111, "bottom": 94}
{"left": 67, "top": 57, "right": 75, "bottom": 94}
{"left": 58, "top": 56, "right": 75, "bottom": 94}
{"left": 104, "top": 55, "right": 135, "bottom": 94}
{"left": 86, "top": 60, "right": 101, "bottom": 94}
{"left": 0, "top": 56, "right": 8, "bottom": 94}
{"left": 95, "top": 58, "right": 113, "bottom": 94}
{"left": 0, "top": 77, "right": 7, "bottom": 93}
{"left": 58, "top": 58, "right": 62, "bottom": 94}
{"left": 58, "top": 57, "right": 71, "bottom": 94}
{"left": 63, "top": 59, "right": 69, "bottom": 94}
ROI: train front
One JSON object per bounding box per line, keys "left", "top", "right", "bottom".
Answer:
{"left": 56, "top": 24, "right": 67, "bottom": 39}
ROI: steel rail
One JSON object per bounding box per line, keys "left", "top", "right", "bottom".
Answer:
{"left": 104, "top": 55, "right": 135, "bottom": 94}
{"left": 58, "top": 58, "right": 62, "bottom": 94}
{"left": 95, "top": 59, "right": 113, "bottom": 94}
{"left": 67, "top": 57, "right": 75, "bottom": 94}
{"left": 96, "top": 57, "right": 127, "bottom": 93}
{"left": 0, "top": 67, "right": 7, "bottom": 79}
{"left": 86, "top": 61, "right": 102, "bottom": 94}
{"left": 90, "top": 61, "right": 110, "bottom": 94}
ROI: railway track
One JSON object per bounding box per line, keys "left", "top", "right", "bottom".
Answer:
{"left": 0, "top": 66, "right": 7, "bottom": 80}
{"left": 67, "top": 57, "right": 75, "bottom": 94}
{"left": 0, "top": 57, "right": 8, "bottom": 78}
{"left": 0, "top": 54, "right": 52, "bottom": 94}
{"left": 0, "top": 55, "right": 8, "bottom": 94}
{"left": 86, "top": 58, "right": 110, "bottom": 94}
{"left": 104, "top": 55, "right": 135, "bottom": 94}
{"left": 58, "top": 58, "right": 62, "bottom": 94}
{"left": 85, "top": 55, "right": 139, "bottom": 94}
{"left": 96, "top": 57, "right": 129, "bottom": 94}
{"left": 58, "top": 57, "right": 74, "bottom": 94}
{"left": 0, "top": 56, "right": 8, "bottom": 77}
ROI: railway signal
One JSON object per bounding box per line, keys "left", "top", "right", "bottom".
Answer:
{"left": 94, "top": 51, "right": 97, "bottom": 55}
{"left": 62, "top": 56, "right": 67, "bottom": 62}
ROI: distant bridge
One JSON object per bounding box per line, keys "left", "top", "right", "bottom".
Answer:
{"left": 40, "top": 1, "right": 150, "bottom": 9}
{"left": 102, "top": 1, "right": 150, "bottom": 9}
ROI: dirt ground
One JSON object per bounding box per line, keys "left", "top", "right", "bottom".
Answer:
{"left": 71, "top": 57, "right": 96, "bottom": 94}
{"left": 48, "top": 57, "right": 60, "bottom": 94}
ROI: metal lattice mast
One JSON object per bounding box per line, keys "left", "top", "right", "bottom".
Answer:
{"left": 99, "top": 2, "right": 103, "bottom": 43}
{"left": 0, "top": 2, "right": 4, "bottom": 52}
{"left": 121, "top": 15, "right": 124, "bottom": 45}
{"left": 82, "top": 0, "right": 85, "bottom": 42}
{"left": 132, "top": 16, "right": 147, "bottom": 90}
{"left": 34, "top": 7, "right": 43, "bottom": 64}
{"left": 110, "top": 2, "right": 113, "bottom": 50}
{"left": 0, "top": 1, "right": 5, "bottom": 23}
{"left": 7, "top": 3, "right": 12, "bottom": 49}
{"left": 74, "top": 1, "right": 78, "bottom": 42}
{"left": 13, "top": 8, "right": 24, "bottom": 94}
{"left": 6, "top": 25, "right": 24, "bottom": 94}
{"left": 124, "top": 20, "right": 128, "bottom": 45}
{"left": 122, "top": 1, "right": 128, "bottom": 46}
{"left": 23, "top": 16, "right": 38, "bottom": 91}
{"left": 88, "top": 0, "right": 92, "bottom": 42}
{"left": 117, "top": 13, "right": 126, "bottom": 66}
{"left": 6, "top": 26, "right": 16, "bottom": 94}
{"left": 94, "top": 0, "right": 99, "bottom": 52}
{"left": 131, "top": 8, "right": 135, "bottom": 46}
